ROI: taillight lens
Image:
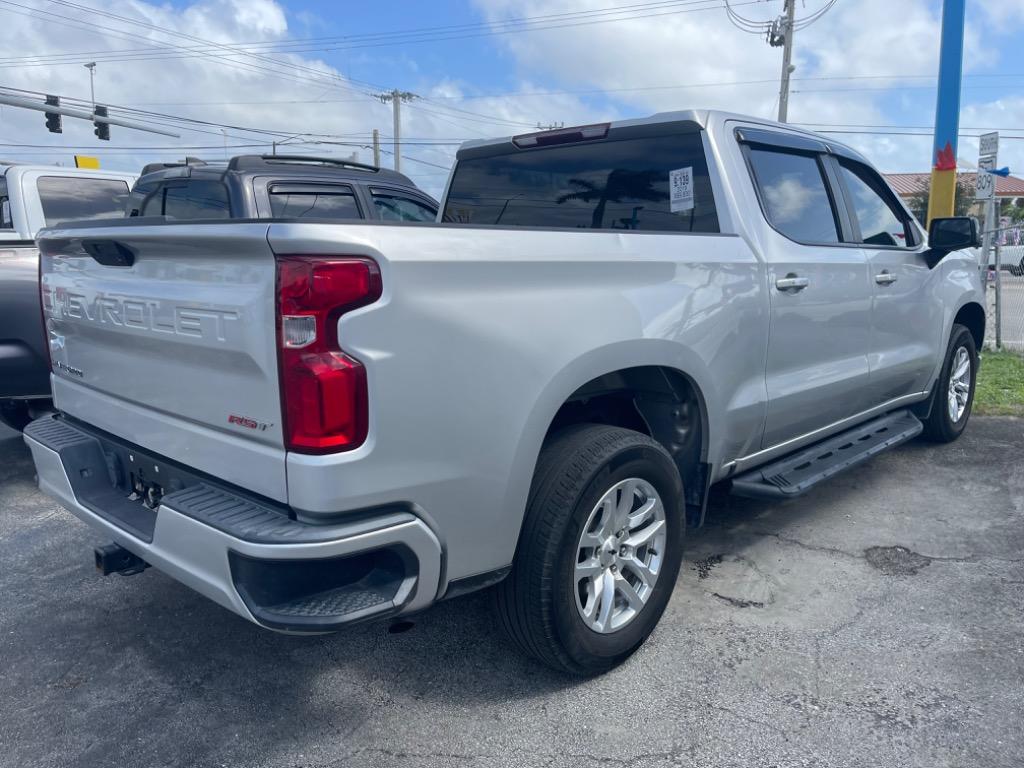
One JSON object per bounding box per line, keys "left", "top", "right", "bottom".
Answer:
{"left": 276, "top": 256, "right": 382, "bottom": 454}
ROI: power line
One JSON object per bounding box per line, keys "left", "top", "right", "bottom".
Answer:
{"left": 0, "top": 0, "right": 377, "bottom": 102}
{"left": 0, "top": 0, "right": 555, "bottom": 133}
{"left": 114, "top": 72, "right": 1024, "bottom": 108}
{"left": 0, "top": 0, "right": 726, "bottom": 63}
{"left": 725, "top": 0, "right": 840, "bottom": 122}
{"left": 0, "top": 0, "right": 773, "bottom": 69}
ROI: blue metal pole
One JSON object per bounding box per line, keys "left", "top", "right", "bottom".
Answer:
{"left": 927, "top": 0, "right": 966, "bottom": 224}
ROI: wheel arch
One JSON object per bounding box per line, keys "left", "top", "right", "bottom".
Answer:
{"left": 953, "top": 301, "right": 985, "bottom": 350}
{"left": 913, "top": 298, "right": 985, "bottom": 422}
{"left": 502, "top": 340, "right": 718, "bottom": 538}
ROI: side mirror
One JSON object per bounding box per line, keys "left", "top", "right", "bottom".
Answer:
{"left": 929, "top": 216, "right": 980, "bottom": 251}
{"left": 925, "top": 217, "right": 981, "bottom": 268}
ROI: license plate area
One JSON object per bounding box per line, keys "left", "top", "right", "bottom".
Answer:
{"left": 48, "top": 418, "right": 209, "bottom": 543}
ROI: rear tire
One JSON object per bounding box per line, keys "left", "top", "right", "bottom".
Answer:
{"left": 494, "top": 424, "right": 685, "bottom": 675}
{"left": 921, "top": 324, "right": 977, "bottom": 443}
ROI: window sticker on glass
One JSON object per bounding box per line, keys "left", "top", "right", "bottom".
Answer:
{"left": 669, "top": 167, "right": 694, "bottom": 213}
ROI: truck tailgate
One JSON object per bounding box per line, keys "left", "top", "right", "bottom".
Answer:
{"left": 38, "top": 222, "right": 288, "bottom": 502}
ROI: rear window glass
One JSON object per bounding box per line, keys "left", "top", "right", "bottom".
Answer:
{"left": 269, "top": 187, "right": 361, "bottom": 220}
{"left": 37, "top": 176, "right": 130, "bottom": 226}
{"left": 443, "top": 131, "right": 718, "bottom": 232}
{"left": 163, "top": 181, "right": 231, "bottom": 220}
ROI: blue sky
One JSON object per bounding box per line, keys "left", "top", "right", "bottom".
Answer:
{"left": 0, "top": 0, "right": 1021, "bottom": 195}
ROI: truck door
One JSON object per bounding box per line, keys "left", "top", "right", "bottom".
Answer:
{"left": 739, "top": 133, "right": 874, "bottom": 448}
{"left": 828, "top": 157, "right": 943, "bottom": 402}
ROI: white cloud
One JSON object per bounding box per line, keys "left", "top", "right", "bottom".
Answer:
{"left": 0, "top": 0, "right": 1017, "bottom": 199}
{"left": 0, "top": 0, "right": 605, "bottom": 196}
{"left": 470, "top": 0, "right": 1017, "bottom": 176}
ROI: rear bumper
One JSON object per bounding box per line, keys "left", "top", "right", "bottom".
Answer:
{"left": 23, "top": 415, "right": 443, "bottom": 632}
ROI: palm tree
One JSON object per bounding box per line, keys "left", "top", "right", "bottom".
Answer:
{"left": 556, "top": 169, "right": 669, "bottom": 229}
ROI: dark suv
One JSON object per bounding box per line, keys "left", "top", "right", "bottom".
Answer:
{"left": 126, "top": 155, "right": 438, "bottom": 222}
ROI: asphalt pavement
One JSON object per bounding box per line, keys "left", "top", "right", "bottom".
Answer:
{"left": 1, "top": 418, "right": 1022, "bottom": 768}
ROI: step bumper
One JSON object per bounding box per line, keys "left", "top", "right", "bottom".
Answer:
{"left": 24, "top": 415, "right": 443, "bottom": 633}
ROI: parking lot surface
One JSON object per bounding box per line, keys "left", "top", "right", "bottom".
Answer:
{"left": 1, "top": 418, "right": 1022, "bottom": 768}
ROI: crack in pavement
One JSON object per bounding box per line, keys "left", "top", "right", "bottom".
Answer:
{"left": 740, "top": 530, "right": 1024, "bottom": 568}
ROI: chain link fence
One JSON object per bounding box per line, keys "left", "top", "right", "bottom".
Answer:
{"left": 980, "top": 224, "right": 1024, "bottom": 354}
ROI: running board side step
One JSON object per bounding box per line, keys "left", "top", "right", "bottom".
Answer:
{"left": 730, "top": 410, "right": 923, "bottom": 500}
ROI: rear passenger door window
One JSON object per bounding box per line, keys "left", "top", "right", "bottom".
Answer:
{"left": 370, "top": 189, "right": 437, "bottom": 222}
{"left": 268, "top": 184, "right": 361, "bottom": 220}
{"left": 836, "top": 160, "right": 916, "bottom": 247}
{"left": 745, "top": 148, "right": 840, "bottom": 244}
{"left": 149, "top": 180, "right": 231, "bottom": 218}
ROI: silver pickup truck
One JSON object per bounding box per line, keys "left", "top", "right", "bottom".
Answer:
{"left": 25, "top": 110, "right": 984, "bottom": 675}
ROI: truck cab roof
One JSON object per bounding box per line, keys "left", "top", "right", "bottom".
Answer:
{"left": 456, "top": 108, "right": 868, "bottom": 166}
{"left": 127, "top": 154, "right": 438, "bottom": 223}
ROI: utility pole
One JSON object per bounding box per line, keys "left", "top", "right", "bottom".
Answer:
{"left": 84, "top": 62, "right": 96, "bottom": 107}
{"left": 771, "top": 0, "right": 796, "bottom": 122}
{"left": 925, "top": 0, "right": 966, "bottom": 224}
{"left": 376, "top": 89, "right": 416, "bottom": 172}
{"left": 726, "top": 0, "right": 838, "bottom": 123}
{"left": 372, "top": 128, "right": 381, "bottom": 167}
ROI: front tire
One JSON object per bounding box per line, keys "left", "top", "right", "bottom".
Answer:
{"left": 495, "top": 425, "right": 685, "bottom": 675}
{"left": 921, "top": 323, "right": 977, "bottom": 443}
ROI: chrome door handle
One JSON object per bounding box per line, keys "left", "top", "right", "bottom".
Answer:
{"left": 775, "top": 274, "right": 809, "bottom": 291}
{"left": 875, "top": 271, "right": 898, "bottom": 285}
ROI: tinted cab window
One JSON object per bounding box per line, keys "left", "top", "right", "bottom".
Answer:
{"left": 837, "top": 161, "right": 917, "bottom": 247}
{"left": 140, "top": 180, "right": 231, "bottom": 219}
{"left": 37, "top": 176, "right": 130, "bottom": 226}
{"left": 745, "top": 148, "right": 840, "bottom": 244}
{"left": 371, "top": 189, "right": 436, "bottom": 222}
{"left": 268, "top": 184, "right": 361, "bottom": 219}
{"left": 443, "top": 131, "right": 718, "bottom": 232}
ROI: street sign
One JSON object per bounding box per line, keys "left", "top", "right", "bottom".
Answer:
{"left": 74, "top": 155, "right": 99, "bottom": 169}
{"left": 979, "top": 131, "right": 999, "bottom": 158}
{"left": 977, "top": 131, "right": 998, "bottom": 200}
{"left": 977, "top": 156, "right": 996, "bottom": 200}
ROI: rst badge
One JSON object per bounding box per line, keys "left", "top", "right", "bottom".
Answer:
{"left": 228, "top": 414, "right": 272, "bottom": 432}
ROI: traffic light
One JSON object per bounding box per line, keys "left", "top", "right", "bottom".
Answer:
{"left": 44, "top": 95, "right": 61, "bottom": 134}
{"left": 93, "top": 105, "right": 109, "bottom": 141}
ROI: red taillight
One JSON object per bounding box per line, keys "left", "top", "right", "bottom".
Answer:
{"left": 276, "top": 256, "right": 382, "bottom": 454}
